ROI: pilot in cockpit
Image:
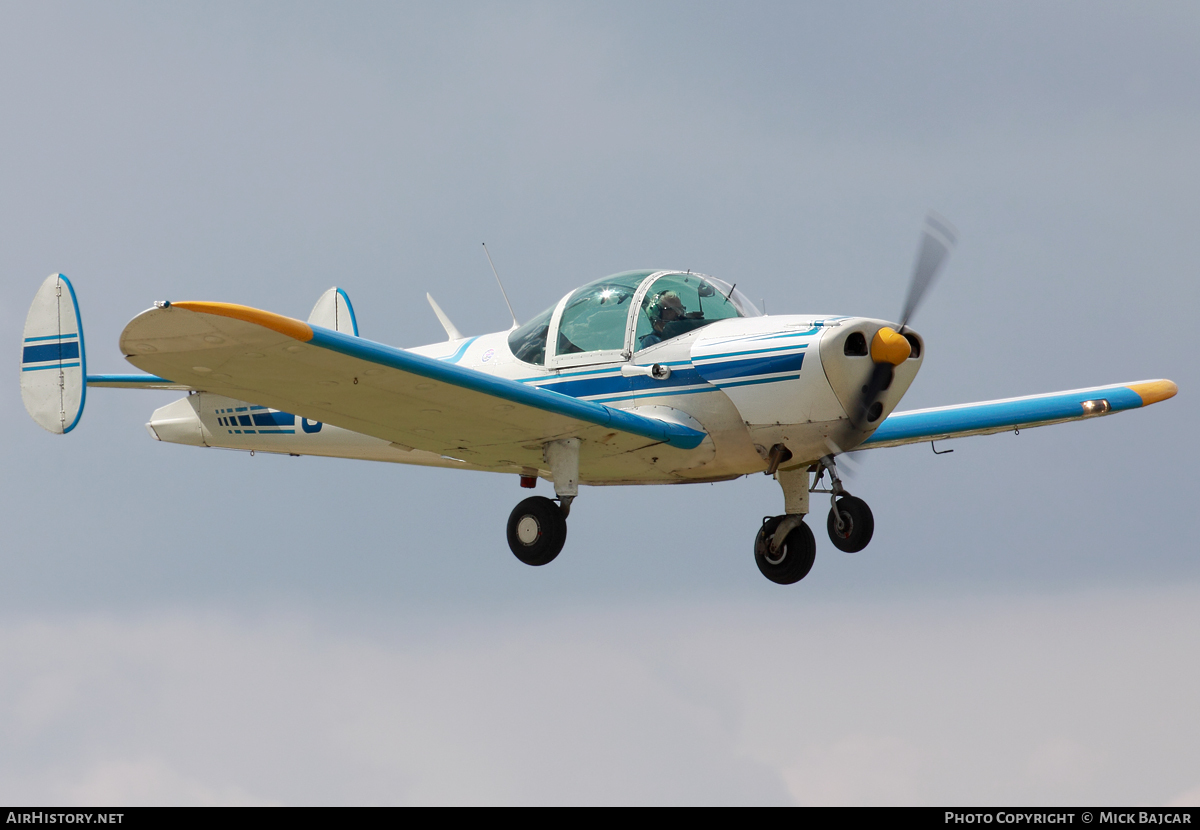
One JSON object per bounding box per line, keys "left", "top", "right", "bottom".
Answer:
{"left": 639, "top": 290, "right": 706, "bottom": 349}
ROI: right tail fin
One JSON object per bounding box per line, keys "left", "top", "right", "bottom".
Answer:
{"left": 307, "top": 287, "right": 359, "bottom": 335}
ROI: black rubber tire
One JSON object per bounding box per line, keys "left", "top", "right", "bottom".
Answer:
{"left": 826, "top": 495, "right": 874, "bottom": 553}
{"left": 754, "top": 516, "right": 816, "bottom": 585}
{"left": 507, "top": 496, "right": 568, "bottom": 566}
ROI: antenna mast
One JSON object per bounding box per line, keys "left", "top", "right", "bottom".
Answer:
{"left": 482, "top": 243, "right": 519, "bottom": 328}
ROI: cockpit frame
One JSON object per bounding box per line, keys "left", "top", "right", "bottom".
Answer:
{"left": 541, "top": 270, "right": 757, "bottom": 370}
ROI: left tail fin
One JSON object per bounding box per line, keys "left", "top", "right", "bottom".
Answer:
{"left": 21, "top": 274, "right": 87, "bottom": 434}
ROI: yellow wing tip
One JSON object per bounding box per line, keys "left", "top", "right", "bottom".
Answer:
{"left": 170, "top": 301, "right": 313, "bottom": 342}
{"left": 1127, "top": 379, "right": 1178, "bottom": 406}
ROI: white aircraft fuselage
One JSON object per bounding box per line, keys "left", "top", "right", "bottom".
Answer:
{"left": 147, "top": 270, "right": 922, "bottom": 486}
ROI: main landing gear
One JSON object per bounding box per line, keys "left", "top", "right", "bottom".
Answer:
{"left": 755, "top": 453, "right": 875, "bottom": 585}
{"left": 506, "top": 438, "right": 578, "bottom": 567}
{"left": 754, "top": 515, "right": 816, "bottom": 584}
{"left": 507, "top": 496, "right": 568, "bottom": 565}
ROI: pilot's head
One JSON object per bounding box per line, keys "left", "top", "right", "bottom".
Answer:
{"left": 646, "top": 291, "right": 685, "bottom": 330}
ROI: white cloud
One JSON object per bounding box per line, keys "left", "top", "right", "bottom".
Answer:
{"left": 67, "top": 759, "right": 278, "bottom": 807}
{"left": 1167, "top": 784, "right": 1200, "bottom": 808}
{"left": 1024, "top": 738, "right": 1102, "bottom": 790}
{"left": 1, "top": 585, "right": 1198, "bottom": 805}
{"left": 783, "top": 734, "right": 925, "bottom": 806}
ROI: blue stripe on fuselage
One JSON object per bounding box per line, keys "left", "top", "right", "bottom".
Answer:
{"left": 695, "top": 351, "right": 804, "bottom": 381}
{"left": 252, "top": 411, "right": 296, "bottom": 427}
{"left": 517, "top": 346, "right": 806, "bottom": 401}
{"left": 694, "top": 342, "right": 808, "bottom": 361}
{"left": 534, "top": 366, "right": 707, "bottom": 399}
{"left": 436, "top": 336, "right": 479, "bottom": 364}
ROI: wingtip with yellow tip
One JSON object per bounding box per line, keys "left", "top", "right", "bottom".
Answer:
{"left": 1127, "top": 379, "right": 1178, "bottom": 406}
{"left": 170, "top": 301, "right": 314, "bottom": 342}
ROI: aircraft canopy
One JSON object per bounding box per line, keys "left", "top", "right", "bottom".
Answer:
{"left": 507, "top": 270, "right": 760, "bottom": 368}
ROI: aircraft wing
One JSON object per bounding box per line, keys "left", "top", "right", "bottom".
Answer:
{"left": 860, "top": 380, "right": 1177, "bottom": 450}
{"left": 118, "top": 302, "right": 706, "bottom": 471}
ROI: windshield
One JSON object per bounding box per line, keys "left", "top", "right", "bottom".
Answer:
{"left": 507, "top": 303, "right": 555, "bottom": 365}
{"left": 510, "top": 271, "right": 759, "bottom": 364}
{"left": 555, "top": 272, "right": 646, "bottom": 356}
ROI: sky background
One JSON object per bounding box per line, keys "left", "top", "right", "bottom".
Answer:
{"left": 1, "top": 1, "right": 1197, "bottom": 806}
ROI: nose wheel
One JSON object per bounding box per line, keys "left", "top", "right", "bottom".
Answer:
{"left": 814, "top": 455, "right": 875, "bottom": 553}
{"left": 507, "top": 496, "right": 568, "bottom": 566}
{"left": 827, "top": 495, "right": 874, "bottom": 552}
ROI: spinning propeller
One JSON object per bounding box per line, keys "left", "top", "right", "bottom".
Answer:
{"left": 852, "top": 212, "right": 958, "bottom": 428}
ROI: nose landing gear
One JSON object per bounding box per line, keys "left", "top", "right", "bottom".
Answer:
{"left": 815, "top": 455, "right": 874, "bottom": 553}
{"left": 754, "top": 455, "right": 875, "bottom": 584}
{"left": 827, "top": 495, "right": 874, "bottom": 553}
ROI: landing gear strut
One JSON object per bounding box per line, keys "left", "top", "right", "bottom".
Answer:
{"left": 506, "top": 438, "right": 579, "bottom": 567}
{"left": 753, "top": 455, "right": 875, "bottom": 584}
{"left": 815, "top": 455, "right": 874, "bottom": 553}
{"left": 754, "top": 466, "right": 817, "bottom": 584}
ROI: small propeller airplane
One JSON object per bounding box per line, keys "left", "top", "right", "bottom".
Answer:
{"left": 20, "top": 216, "right": 1177, "bottom": 584}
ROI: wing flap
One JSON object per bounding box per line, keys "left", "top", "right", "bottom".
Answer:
{"left": 861, "top": 380, "right": 1177, "bottom": 450}
{"left": 118, "top": 303, "right": 706, "bottom": 469}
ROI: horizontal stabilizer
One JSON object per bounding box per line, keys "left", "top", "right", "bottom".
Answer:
{"left": 307, "top": 287, "right": 359, "bottom": 335}
{"left": 87, "top": 374, "right": 192, "bottom": 390}
{"left": 861, "top": 380, "right": 1178, "bottom": 450}
{"left": 21, "top": 274, "right": 87, "bottom": 433}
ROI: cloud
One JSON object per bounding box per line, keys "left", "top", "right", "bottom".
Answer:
{"left": 1024, "top": 738, "right": 1102, "bottom": 790}
{"left": 1167, "top": 784, "right": 1200, "bottom": 809}
{"left": 1, "top": 585, "right": 1197, "bottom": 805}
{"left": 783, "top": 734, "right": 924, "bottom": 806}
{"left": 67, "top": 759, "right": 278, "bottom": 807}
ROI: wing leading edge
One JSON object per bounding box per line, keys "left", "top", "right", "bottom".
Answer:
{"left": 861, "top": 380, "right": 1177, "bottom": 450}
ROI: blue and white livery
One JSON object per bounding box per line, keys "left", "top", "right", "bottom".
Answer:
{"left": 21, "top": 222, "right": 1178, "bottom": 584}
